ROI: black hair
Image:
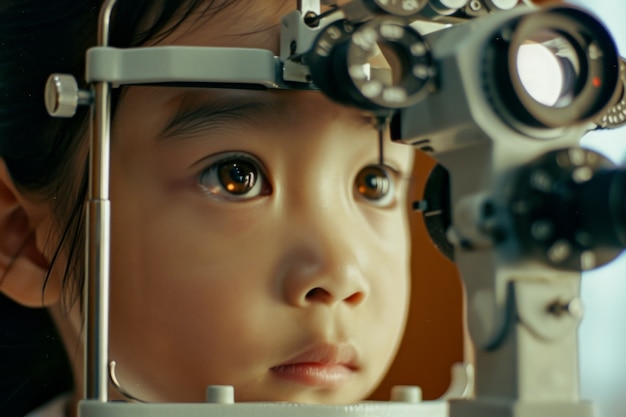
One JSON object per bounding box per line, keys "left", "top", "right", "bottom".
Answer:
{"left": 0, "top": 0, "right": 234, "bottom": 304}
{"left": 0, "top": 1, "right": 233, "bottom": 414}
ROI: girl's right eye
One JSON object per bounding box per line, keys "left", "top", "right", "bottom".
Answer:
{"left": 198, "top": 153, "right": 272, "bottom": 201}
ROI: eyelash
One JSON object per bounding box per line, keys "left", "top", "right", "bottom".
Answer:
{"left": 198, "top": 152, "right": 272, "bottom": 201}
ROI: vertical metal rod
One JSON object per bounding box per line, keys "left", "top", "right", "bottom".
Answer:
{"left": 376, "top": 116, "right": 388, "bottom": 165}
{"left": 85, "top": 84, "right": 111, "bottom": 402}
{"left": 85, "top": 0, "right": 117, "bottom": 402}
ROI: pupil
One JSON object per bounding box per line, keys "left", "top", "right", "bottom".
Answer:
{"left": 219, "top": 160, "right": 256, "bottom": 194}
{"left": 357, "top": 166, "right": 390, "bottom": 200}
{"left": 366, "top": 174, "right": 379, "bottom": 188}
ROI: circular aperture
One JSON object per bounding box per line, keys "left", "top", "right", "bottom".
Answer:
{"left": 349, "top": 37, "right": 405, "bottom": 99}
{"left": 516, "top": 30, "right": 581, "bottom": 108}
{"left": 306, "top": 18, "right": 433, "bottom": 112}
{"left": 486, "top": 6, "right": 620, "bottom": 130}
{"left": 347, "top": 19, "right": 433, "bottom": 109}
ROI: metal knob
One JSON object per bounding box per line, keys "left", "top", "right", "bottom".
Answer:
{"left": 45, "top": 73, "right": 92, "bottom": 118}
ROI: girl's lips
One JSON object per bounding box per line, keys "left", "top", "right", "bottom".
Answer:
{"left": 270, "top": 363, "right": 354, "bottom": 388}
{"left": 270, "top": 343, "right": 359, "bottom": 388}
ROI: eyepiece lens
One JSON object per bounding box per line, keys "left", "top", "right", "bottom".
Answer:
{"left": 350, "top": 38, "right": 405, "bottom": 95}
{"left": 347, "top": 20, "right": 433, "bottom": 109}
{"left": 306, "top": 18, "right": 433, "bottom": 112}
{"left": 483, "top": 7, "right": 620, "bottom": 130}
{"left": 516, "top": 31, "right": 581, "bottom": 108}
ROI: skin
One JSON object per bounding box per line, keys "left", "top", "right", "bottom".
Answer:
{"left": 0, "top": 0, "right": 414, "bottom": 412}
{"left": 105, "top": 85, "right": 412, "bottom": 403}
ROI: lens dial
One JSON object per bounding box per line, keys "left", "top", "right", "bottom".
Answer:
{"left": 306, "top": 18, "right": 434, "bottom": 112}
{"left": 510, "top": 148, "right": 626, "bottom": 271}
{"left": 364, "top": 0, "right": 428, "bottom": 16}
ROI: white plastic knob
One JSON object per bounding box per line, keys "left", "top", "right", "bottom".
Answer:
{"left": 430, "top": 0, "right": 468, "bottom": 11}
{"left": 390, "top": 385, "right": 422, "bottom": 403}
{"left": 205, "top": 385, "right": 235, "bottom": 404}
{"left": 485, "top": 0, "right": 518, "bottom": 10}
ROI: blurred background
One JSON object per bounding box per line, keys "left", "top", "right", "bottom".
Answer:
{"left": 569, "top": 1, "right": 626, "bottom": 416}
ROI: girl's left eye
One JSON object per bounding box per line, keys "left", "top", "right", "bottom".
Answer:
{"left": 198, "top": 153, "right": 271, "bottom": 201}
{"left": 354, "top": 164, "right": 396, "bottom": 207}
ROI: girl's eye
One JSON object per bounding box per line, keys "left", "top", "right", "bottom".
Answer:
{"left": 354, "top": 164, "right": 396, "bottom": 207}
{"left": 199, "top": 153, "right": 271, "bottom": 201}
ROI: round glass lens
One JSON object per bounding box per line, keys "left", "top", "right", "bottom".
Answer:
{"left": 350, "top": 28, "right": 405, "bottom": 89}
{"left": 516, "top": 30, "right": 580, "bottom": 108}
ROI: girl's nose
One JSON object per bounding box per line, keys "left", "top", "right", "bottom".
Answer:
{"left": 276, "top": 197, "right": 371, "bottom": 309}
{"left": 280, "top": 252, "right": 369, "bottom": 308}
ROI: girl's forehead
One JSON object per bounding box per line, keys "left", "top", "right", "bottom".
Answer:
{"left": 152, "top": 0, "right": 292, "bottom": 50}
{"left": 117, "top": 86, "right": 375, "bottom": 141}
{"left": 150, "top": 0, "right": 353, "bottom": 49}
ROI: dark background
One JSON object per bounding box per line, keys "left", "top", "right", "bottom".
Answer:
{"left": 0, "top": 294, "right": 73, "bottom": 417}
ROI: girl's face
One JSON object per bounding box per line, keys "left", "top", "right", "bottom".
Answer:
{"left": 104, "top": 0, "right": 413, "bottom": 404}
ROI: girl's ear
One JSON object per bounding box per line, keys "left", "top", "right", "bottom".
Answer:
{"left": 0, "top": 159, "right": 59, "bottom": 307}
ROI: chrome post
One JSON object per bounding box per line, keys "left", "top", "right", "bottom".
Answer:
{"left": 85, "top": 0, "right": 117, "bottom": 402}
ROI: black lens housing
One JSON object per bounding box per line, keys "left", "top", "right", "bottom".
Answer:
{"left": 595, "top": 58, "right": 626, "bottom": 129}
{"left": 486, "top": 6, "right": 620, "bottom": 130}
{"left": 305, "top": 18, "right": 434, "bottom": 113}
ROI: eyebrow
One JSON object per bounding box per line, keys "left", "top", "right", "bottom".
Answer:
{"left": 157, "top": 89, "right": 285, "bottom": 142}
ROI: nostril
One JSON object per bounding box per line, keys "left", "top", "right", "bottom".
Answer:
{"left": 344, "top": 291, "right": 364, "bottom": 305}
{"left": 305, "top": 287, "right": 331, "bottom": 302}
{"left": 304, "top": 287, "right": 365, "bottom": 305}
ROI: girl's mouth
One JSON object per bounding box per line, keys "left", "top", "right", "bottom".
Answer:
{"left": 270, "top": 343, "right": 359, "bottom": 388}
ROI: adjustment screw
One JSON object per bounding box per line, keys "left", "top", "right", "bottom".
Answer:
{"left": 45, "top": 73, "right": 92, "bottom": 118}
{"left": 390, "top": 385, "right": 422, "bottom": 403}
{"left": 413, "top": 199, "right": 428, "bottom": 211}
{"left": 303, "top": 11, "right": 320, "bottom": 27}
{"left": 469, "top": 0, "right": 482, "bottom": 11}
{"left": 548, "top": 298, "right": 584, "bottom": 320}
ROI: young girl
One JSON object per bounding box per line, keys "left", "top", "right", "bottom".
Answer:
{"left": 0, "top": 1, "right": 416, "bottom": 415}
